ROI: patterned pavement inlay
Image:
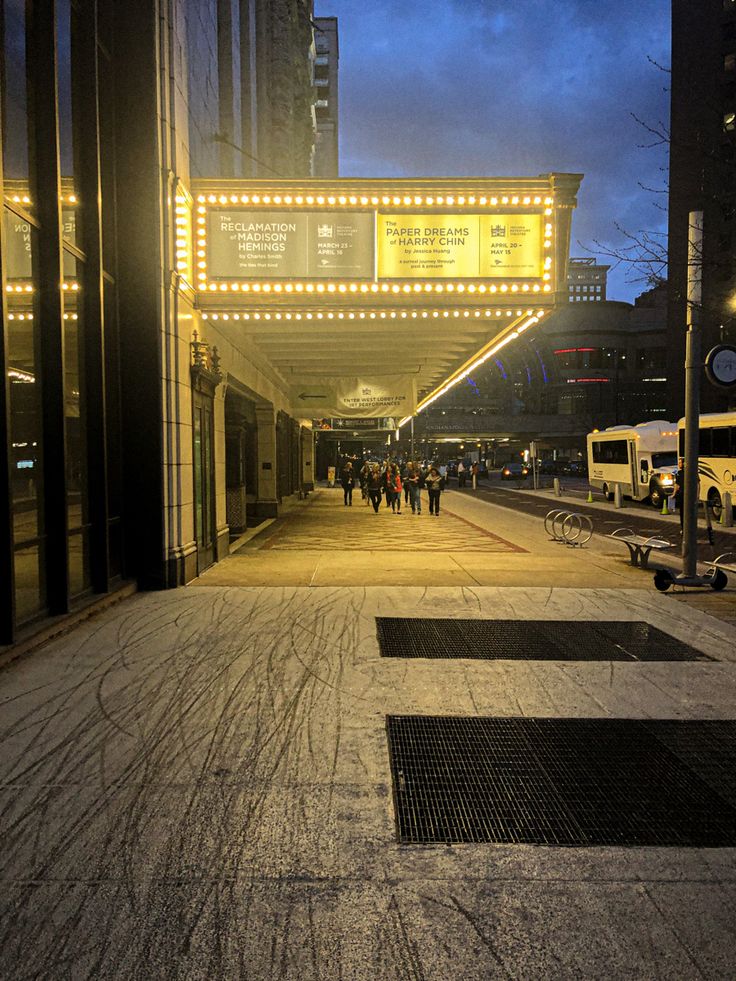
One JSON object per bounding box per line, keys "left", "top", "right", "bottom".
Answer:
{"left": 260, "top": 492, "right": 526, "bottom": 553}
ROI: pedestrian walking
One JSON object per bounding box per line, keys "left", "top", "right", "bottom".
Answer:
{"left": 381, "top": 462, "right": 392, "bottom": 507}
{"left": 359, "top": 460, "right": 370, "bottom": 502}
{"left": 426, "top": 466, "right": 443, "bottom": 515}
{"left": 340, "top": 461, "right": 355, "bottom": 506}
{"left": 367, "top": 465, "right": 383, "bottom": 514}
{"left": 402, "top": 462, "right": 411, "bottom": 506}
{"left": 386, "top": 463, "right": 403, "bottom": 513}
{"left": 458, "top": 461, "right": 466, "bottom": 488}
{"left": 406, "top": 462, "right": 422, "bottom": 514}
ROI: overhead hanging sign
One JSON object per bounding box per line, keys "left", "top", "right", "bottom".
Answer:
{"left": 326, "top": 417, "right": 397, "bottom": 431}
{"left": 293, "top": 375, "right": 415, "bottom": 418}
{"left": 206, "top": 210, "right": 374, "bottom": 279}
{"left": 334, "top": 375, "right": 414, "bottom": 417}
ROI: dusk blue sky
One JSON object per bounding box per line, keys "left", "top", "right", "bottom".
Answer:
{"left": 315, "top": 0, "right": 671, "bottom": 303}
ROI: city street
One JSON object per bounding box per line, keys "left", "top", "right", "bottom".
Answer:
{"left": 2, "top": 489, "right": 735, "bottom": 979}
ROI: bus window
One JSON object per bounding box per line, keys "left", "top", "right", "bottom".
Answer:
{"left": 651, "top": 451, "right": 677, "bottom": 468}
{"left": 592, "top": 439, "right": 628, "bottom": 465}
{"left": 712, "top": 427, "right": 731, "bottom": 457}
{"left": 699, "top": 428, "right": 712, "bottom": 456}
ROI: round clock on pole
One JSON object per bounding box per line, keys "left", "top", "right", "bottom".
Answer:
{"left": 705, "top": 345, "right": 736, "bottom": 389}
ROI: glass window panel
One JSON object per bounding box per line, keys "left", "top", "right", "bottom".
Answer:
{"left": 2, "top": 0, "right": 33, "bottom": 200}
{"left": 56, "top": 0, "right": 83, "bottom": 248}
{"left": 712, "top": 427, "right": 731, "bottom": 457}
{"left": 13, "top": 544, "right": 45, "bottom": 622}
{"left": 68, "top": 530, "right": 90, "bottom": 597}
{"left": 104, "top": 286, "right": 121, "bottom": 519}
{"left": 108, "top": 518, "right": 122, "bottom": 579}
{"left": 5, "top": 207, "right": 45, "bottom": 619}
{"left": 62, "top": 253, "right": 89, "bottom": 547}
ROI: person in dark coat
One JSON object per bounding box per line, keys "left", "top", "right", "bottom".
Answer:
{"left": 367, "top": 465, "right": 383, "bottom": 513}
{"left": 340, "top": 461, "right": 355, "bottom": 506}
{"left": 425, "top": 466, "right": 444, "bottom": 515}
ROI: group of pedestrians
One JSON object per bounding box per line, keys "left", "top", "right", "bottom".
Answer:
{"left": 339, "top": 460, "right": 445, "bottom": 515}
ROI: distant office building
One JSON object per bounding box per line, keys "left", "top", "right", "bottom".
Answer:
{"left": 566, "top": 257, "right": 609, "bottom": 302}
{"left": 313, "top": 17, "right": 339, "bottom": 177}
{"left": 668, "top": 0, "right": 736, "bottom": 414}
{"left": 239, "top": 0, "right": 318, "bottom": 177}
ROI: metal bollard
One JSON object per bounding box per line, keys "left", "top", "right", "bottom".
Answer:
{"left": 553, "top": 477, "right": 562, "bottom": 497}
{"left": 614, "top": 484, "right": 624, "bottom": 509}
{"left": 724, "top": 491, "right": 733, "bottom": 528}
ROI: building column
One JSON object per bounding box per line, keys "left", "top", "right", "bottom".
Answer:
{"left": 214, "top": 385, "right": 229, "bottom": 560}
{"left": 255, "top": 403, "right": 278, "bottom": 518}
{"left": 301, "top": 426, "right": 314, "bottom": 492}
{"left": 225, "top": 404, "right": 248, "bottom": 534}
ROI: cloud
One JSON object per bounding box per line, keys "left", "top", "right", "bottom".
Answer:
{"left": 315, "top": 0, "right": 671, "bottom": 299}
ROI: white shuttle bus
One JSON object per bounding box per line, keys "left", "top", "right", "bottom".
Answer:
{"left": 586, "top": 421, "right": 678, "bottom": 506}
{"left": 677, "top": 412, "right": 736, "bottom": 517}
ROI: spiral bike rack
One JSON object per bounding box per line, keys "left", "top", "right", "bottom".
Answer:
{"left": 544, "top": 508, "right": 593, "bottom": 547}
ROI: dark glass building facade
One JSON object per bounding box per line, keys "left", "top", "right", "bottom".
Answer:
{"left": 1, "top": 0, "right": 319, "bottom": 646}
{"left": 1, "top": 0, "right": 123, "bottom": 640}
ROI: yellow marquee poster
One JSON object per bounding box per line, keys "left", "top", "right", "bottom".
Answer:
{"left": 478, "top": 214, "right": 542, "bottom": 278}
{"left": 377, "top": 214, "right": 480, "bottom": 278}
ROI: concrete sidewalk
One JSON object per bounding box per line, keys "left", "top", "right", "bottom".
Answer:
{"left": 1, "top": 490, "right": 735, "bottom": 979}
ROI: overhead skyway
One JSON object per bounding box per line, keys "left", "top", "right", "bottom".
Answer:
{"left": 184, "top": 175, "right": 582, "bottom": 420}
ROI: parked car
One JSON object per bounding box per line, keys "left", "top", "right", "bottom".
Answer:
{"left": 567, "top": 461, "right": 588, "bottom": 478}
{"left": 500, "top": 462, "right": 529, "bottom": 481}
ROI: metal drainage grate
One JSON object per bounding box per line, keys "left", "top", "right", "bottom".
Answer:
{"left": 386, "top": 716, "right": 736, "bottom": 846}
{"left": 376, "top": 618, "right": 709, "bottom": 661}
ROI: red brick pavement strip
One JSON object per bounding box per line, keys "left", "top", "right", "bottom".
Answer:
{"left": 440, "top": 503, "right": 527, "bottom": 553}
{"left": 257, "top": 492, "right": 526, "bottom": 553}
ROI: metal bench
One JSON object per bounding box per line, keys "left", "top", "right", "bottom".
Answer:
{"left": 608, "top": 527, "right": 676, "bottom": 568}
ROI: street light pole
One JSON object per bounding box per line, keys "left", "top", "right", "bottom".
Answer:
{"left": 682, "top": 211, "right": 703, "bottom": 579}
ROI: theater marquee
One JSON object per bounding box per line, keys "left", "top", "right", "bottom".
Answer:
{"left": 192, "top": 183, "right": 558, "bottom": 293}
